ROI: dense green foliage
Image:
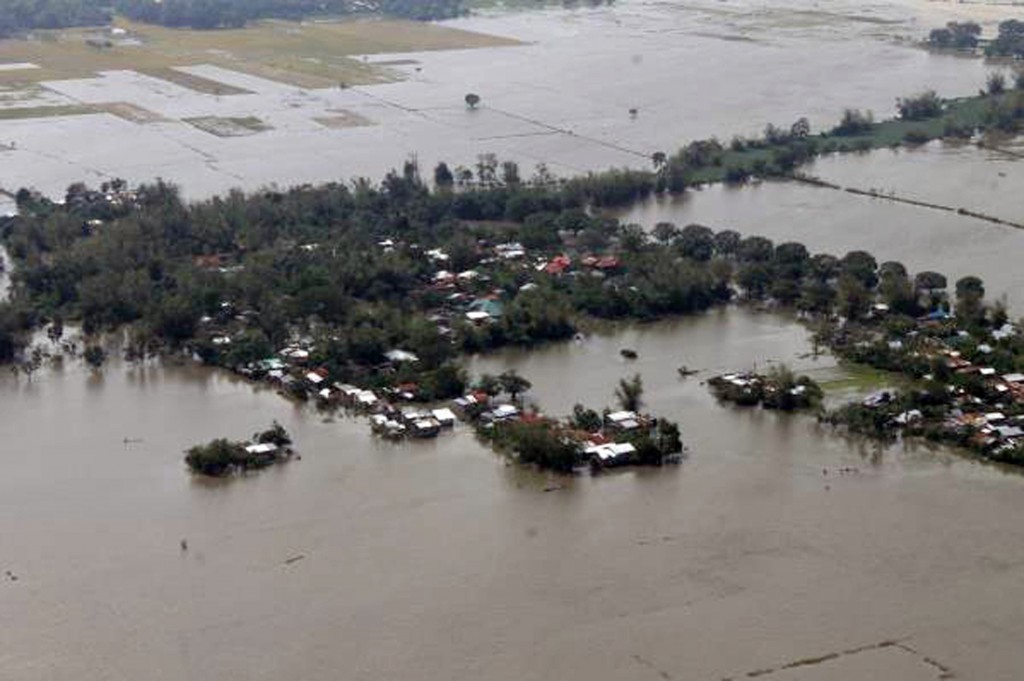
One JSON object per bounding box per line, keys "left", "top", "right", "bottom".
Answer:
{"left": 0, "top": 0, "right": 109, "bottom": 37}
{"left": 184, "top": 422, "right": 293, "bottom": 476}
{"left": 928, "top": 21, "right": 981, "bottom": 50}
{"left": 0, "top": 165, "right": 741, "bottom": 385}
{"left": 113, "top": 0, "right": 466, "bottom": 28}
{"left": 0, "top": 0, "right": 465, "bottom": 35}
{"left": 986, "top": 19, "right": 1024, "bottom": 58}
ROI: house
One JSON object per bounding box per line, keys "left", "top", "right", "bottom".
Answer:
{"left": 385, "top": 349, "right": 420, "bottom": 364}
{"left": 495, "top": 242, "right": 526, "bottom": 260}
{"left": 305, "top": 370, "right": 327, "bottom": 386}
{"left": 245, "top": 443, "right": 279, "bottom": 456}
{"left": 466, "top": 298, "right": 504, "bottom": 324}
{"left": 411, "top": 418, "right": 442, "bottom": 438}
{"left": 431, "top": 408, "right": 457, "bottom": 427}
{"left": 355, "top": 390, "right": 379, "bottom": 409}
{"left": 540, "top": 255, "right": 572, "bottom": 276}
{"left": 606, "top": 410, "right": 641, "bottom": 430}
{"left": 584, "top": 442, "right": 637, "bottom": 465}
{"left": 487, "top": 404, "right": 520, "bottom": 422}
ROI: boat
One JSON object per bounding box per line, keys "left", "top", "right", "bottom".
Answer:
{"left": 620, "top": 348, "right": 638, "bottom": 360}
{"left": 677, "top": 365, "right": 699, "bottom": 377}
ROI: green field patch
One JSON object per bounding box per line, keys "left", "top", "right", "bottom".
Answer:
{"left": 184, "top": 115, "right": 272, "bottom": 137}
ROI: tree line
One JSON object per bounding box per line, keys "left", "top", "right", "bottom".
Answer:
{"left": 0, "top": 0, "right": 466, "bottom": 35}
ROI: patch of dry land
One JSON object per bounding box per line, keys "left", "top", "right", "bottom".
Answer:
{"left": 0, "top": 18, "right": 519, "bottom": 91}
{"left": 185, "top": 115, "right": 272, "bottom": 137}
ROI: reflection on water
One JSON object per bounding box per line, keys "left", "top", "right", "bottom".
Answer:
{"left": 4, "top": 307, "right": 1024, "bottom": 679}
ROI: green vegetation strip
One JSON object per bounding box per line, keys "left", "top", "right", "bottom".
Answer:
{"left": 0, "top": 104, "right": 96, "bottom": 120}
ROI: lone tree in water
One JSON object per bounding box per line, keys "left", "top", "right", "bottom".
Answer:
{"left": 465, "top": 93, "right": 481, "bottom": 110}
{"left": 615, "top": 374, "right": 645, "bottom": 413}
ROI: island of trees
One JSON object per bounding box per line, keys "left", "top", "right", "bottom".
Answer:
{"left": 185, "top": 422, "right": 294, "bottom": 476}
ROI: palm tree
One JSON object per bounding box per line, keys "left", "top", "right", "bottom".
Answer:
{"left": 615, "top": 373, "right": 644, "bottom": 412}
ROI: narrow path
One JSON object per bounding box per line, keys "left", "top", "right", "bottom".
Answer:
{"left": 790, "top": 174, "right": 1024, "bottom": 230}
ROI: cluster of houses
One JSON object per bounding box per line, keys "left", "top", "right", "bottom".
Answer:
{"left": 852, "top": 319, "right": 1024, "bottom": 457}
{"left": 708, "top": 371, "right": 820, "bottom": 410}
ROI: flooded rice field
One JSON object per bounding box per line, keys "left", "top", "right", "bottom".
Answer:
{"left": 617, "top": 141, "right": 1024, "bottom": 308}
{"left": 0, "top": 0, "right": 1005, "bottom": 200}
{"left": 5, "top": 308, "right": 1024, "bottom": 680}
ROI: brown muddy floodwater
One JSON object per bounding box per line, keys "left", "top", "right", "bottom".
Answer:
{"left": 4, "top": 307, "right": 1024, "bottom": 680}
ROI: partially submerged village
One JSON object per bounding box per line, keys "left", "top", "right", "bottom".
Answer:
{"left": 5, "top": 168, "right": 1024, "bottom": 476}
{"left": 195, "top": 234, "right": 681, "bottom": 474}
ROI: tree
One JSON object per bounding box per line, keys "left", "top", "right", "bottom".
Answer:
{"left": 929, "top": 22, "right": 981, "bottom": 50}
{"left": 185, "top": 438, "right": 243, "bottom": 476}
{"left": 572, "top": 403, "right": 602, "bottom": 432}
{"left": 738, "top": 235, "right": 774, "bottom": 263}
{"left": 498, "top": 369, "right": 532, "bottom": 403}
{"left": 831, "top": 108, "right": 874, "bottom": 136}
{"left": 652, "top": 221, "right": 678, "bottom": 244}
{"left": 465, "top": 93, "right": 481, "bottom": 110}
{"left": 955, "top": 275, "right": 986, "bottom": 324}
{"left": 501, "top": 160, "right": 521, "bottom": 186}
{"left": 614, "top": 373, "right": 644, "bottom": 413}
{"left": 738, "top": 262, "right": 772, "bottom": 298}
{"left": 915, "top": 271, "right": 948, "bottom": 292}
{"left": 651, "top": 151, "right": 667, "bottom": 169}
{"left": 713, "top": 229, "right": 741, "bottom": 256}
{"left": 476, "top": 373, "right": 502, "bottom": 396}
{"left": 836, "top": 274, "right": 871, "bottom": 320}
{"left": 256, "top": 421, "right": 292, "bottom": 447}
{"left": 678, "top": 224, "right": 715, "bottom": 261}
{"left": 897, "top": 91, "right": 943, "bottom": 121}
{"left": 790, "top": 116, "right": 811, "bottom": 138}
{"left": 988, "top": 72, "right": 1007, "bottom": 96}
{"left": 84, "top": 345, "right": 107, "bottom": 369}
{"left": 433, "top": 162, "right": 454, "bottom": 188}
{"left": 840, "top": 250, "right": 878, "bottom": 289}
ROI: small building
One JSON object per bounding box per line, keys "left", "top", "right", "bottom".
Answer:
{"left": 606, "top": 410, "right": 641, "bottom": 432}
{"left": 411, "top": 418, "right": 442, "bottom": 438}
{"left": 245, "top": 443, "right": 279, "bottom": 456}
{"left": 385, "top": 349, "right": 420, "bottom": 364}
{"left": 585, "top": 442, "right": 637, "bottom": 466}
{"left": 431, "top": 408, "right": 457, "bottom": 427}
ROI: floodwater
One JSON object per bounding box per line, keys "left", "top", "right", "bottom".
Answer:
{"left": 4, "top": 308, "right": 1024, "bottom": 680}
{"left": 0, "top": 0, "right": 1004, "bottom": 200}
{"left": 617, "top": 141, "right": 1024, "bottom": 308}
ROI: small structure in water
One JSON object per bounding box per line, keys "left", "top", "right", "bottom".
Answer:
{"left": 620, "top": 348, "right": 638, "bottom": 360}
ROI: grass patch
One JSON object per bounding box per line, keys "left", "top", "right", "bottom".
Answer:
{"left": 314, "top": 110, "right": 374, "bottom": 129}
{"left": 685, "top": 93, "right": 1003, "bottom": 186}
{"left": 0, "top": 18, "right": 519, "bottom": 89}
{"left": 819, "top": 362, "right": 910, "bottom": 399}
{"left": 136, "top": 67, "right": 251, "bottom": 95}
{"left": 0, "top": 104, "right": 96, "bottom": 120}
{"left": 94, "top": 101, "right": 166, "bottom": 123}
{"left": 184, "top": 115, "right": 272, "bottom": 136}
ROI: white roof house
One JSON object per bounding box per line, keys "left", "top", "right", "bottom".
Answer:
{"left": 585, "top": 442, "right": 637, "bottom": 462}
{"left": 245, "top": 443, "right": 279, "bottom": 455}
{"left": 431, "top": 408, "right": 457, "bottom": 426}
{"left": 385, "top": 349, "right": 420, "bottom": 364}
